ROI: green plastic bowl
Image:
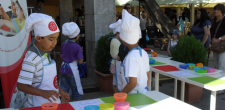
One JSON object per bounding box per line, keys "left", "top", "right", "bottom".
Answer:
{"left": 197, "top": 69, "right": 207, "bottom": 73}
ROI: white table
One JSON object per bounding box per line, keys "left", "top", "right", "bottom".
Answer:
{"left": 4, "top": 91, "right": 200, "bottom": 110}
{"left": 69, "top": 91, "right": 201, "bottom": 110}
{"left": 149, "top": 57, "right": 225, "bottom": 110}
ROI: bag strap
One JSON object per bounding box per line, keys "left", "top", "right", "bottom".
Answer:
{"left": 213, "top": 17, "right": 224, "bottom": 38}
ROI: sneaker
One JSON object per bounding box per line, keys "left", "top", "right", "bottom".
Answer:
{"left": 217, "top": 90, "right": 225, "bottom": 95}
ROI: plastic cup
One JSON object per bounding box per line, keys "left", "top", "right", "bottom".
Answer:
{"left": 114, "top": 93, "right": 127, "bottom": 102}
{"left": 189, "top": 65, "right": 196, "bottom": 70}
{"left": 194, "top": 67, "right": 202, "bottom": 73}
{"left": 149, "top": 59, "right": 155, "bottom": 64}
{"left": 114, "top": 101, "right": 130, "bottom": 110}
{"left": 207, "top": 68, "right": 216, "bottom": 73}
{"left": 197, "top": 69, "right": 207, "bottom": 73}
{"left": 99, "top": 103, "right": 114, "bottom": 110}
{"left": 84, "top": 105, "right": 100, "bottom": 110}
{"left": 195, "top": 63, "right": 203, "bottom": 67}
{"left": 179, "top": 64, "right": 188, "bottom": 69}
{"left": 202, "top": 66, "right": 211, "bottom": 69}
{"left": 41, "top": 103, "right": 58, "bottom": 110}
{"left": 151, "top": 52, "right": 158, "bottom": 57}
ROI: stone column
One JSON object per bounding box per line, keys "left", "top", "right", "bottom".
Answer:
{"left": 190, "top": 4, "right": 195, "bottom": 25}
{"left": 84, "top": 0, "right": 116, "bottom": 82}
{"left": 59, "top": 0, "right": 73, "bottom": 43}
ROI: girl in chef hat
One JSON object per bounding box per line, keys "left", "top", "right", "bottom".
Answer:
{"left": 17, "top": 13, "right": 69, "bottom": 108}
{"left": 0, "top": 0, "right": 26, "bottom": 33}
{"left": 109, "top": 19, "right": 122, "bottom": 93}
{"left": 59, "top": 22, "right": 84, "bottom": 101}
{"left": 118, "top": 9, "right": 150, "bottom": 94}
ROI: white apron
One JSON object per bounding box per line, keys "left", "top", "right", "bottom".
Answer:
{"left": 119, "top": 46, "right": 150, "bottom": 94}
{"left": 115, "top": 60, "right": 125, "bottom": 92}
{"left": 32, "top": 44, "right": 60, "bottom": 107}
{"left": 32, "top": 60, "right": 60, "bottom": 106}
{"left": 61, "top": 60, "right": 84, "bottom": 95}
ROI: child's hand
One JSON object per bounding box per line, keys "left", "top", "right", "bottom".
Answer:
{"left": 41, "top": 90, "right": 60, "bottom": 102}
{"left": 59, "top": 88, "right": 70, "bottom": 102}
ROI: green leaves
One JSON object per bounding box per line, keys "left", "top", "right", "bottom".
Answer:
{"left": 171, "top": 35, "right": 208, "bottom": 65}
{"left": 95, "top": 32, "right": 114, "bottom": 74}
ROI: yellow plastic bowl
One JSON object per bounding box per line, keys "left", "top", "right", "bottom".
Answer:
{"left": 189, "top": 65, "right": 196, "bottom": 70}
{"left": 99, "top": 103, "right": 114, "bottom": 110}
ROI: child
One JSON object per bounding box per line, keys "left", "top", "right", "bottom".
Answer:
{"left": 109, "top": 19, "right": 122, "bottom": 93}
{"left": 0, "top": 0, "right": 26, "bottom": 33}
{"left": 167, "top": 29, "right": 179, "bottom": 57}
{"left": 17, "top": 13, "right": 69, "bottom": 108}
{"left": 118, "top": 9, "right": 150, "bottom": 94}
{"left": 59, "top": 22, "right": 84, "bottom": 101}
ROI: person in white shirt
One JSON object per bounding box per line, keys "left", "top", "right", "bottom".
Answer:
{"left": 140, "top": 11, "right": 147, "bottom": 48}
{"left": 109, "top": 19, "right": 122, "bottom": 93}
{"left": 118, "top": 9, "right": 150, "bottom": 94}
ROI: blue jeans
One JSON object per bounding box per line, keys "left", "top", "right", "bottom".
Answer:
{"left": 59, "top": 73, "right": 82, "bottom": 100}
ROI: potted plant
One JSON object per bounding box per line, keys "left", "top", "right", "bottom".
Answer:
{"left": 171, "top": 35, "right": 208, "bottom": 103}
{"left": 95, "top": 32, "right": 114, "bottom": 93}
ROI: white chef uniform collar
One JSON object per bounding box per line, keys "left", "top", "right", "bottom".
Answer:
{"left": 109, "top": 19, "right": 122, "bottom": 34}
{"left": 120, "top": 9, "right": 140, "bottom": 44}
{"left": 25, "top": 13, "right": 60, "bottom": 38}
{"left": 62, "top": 22, "right": 80, "bottom": 39}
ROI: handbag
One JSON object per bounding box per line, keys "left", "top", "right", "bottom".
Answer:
{"left": 211, "top": 18, "right": 225, "bottom": 53}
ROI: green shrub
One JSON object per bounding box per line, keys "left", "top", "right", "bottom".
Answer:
{"left": 95, "top": 32, "right": 114, "bottom": 74}
{"left": 171, "top": 35, "right": 208, "bottom": 65}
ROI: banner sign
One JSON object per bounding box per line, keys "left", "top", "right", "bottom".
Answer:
{"left": 0, "top": 0, "right": 30, "bottom": 108}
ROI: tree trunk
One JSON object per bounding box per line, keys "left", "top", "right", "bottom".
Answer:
{"left": 141, "top": 0, "right": 178, "bottom": 38}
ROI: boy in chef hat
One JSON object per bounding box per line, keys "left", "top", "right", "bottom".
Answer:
{"left": 109, "top": 19, "right": 122, "bottom": 93}
{"left": 17, "top": 13, "right": 69, "bottom": 108}
{"left": 59, "top": 22, "right": 84, "bottom": 101}
{"left": 119, "top": 9, "right": 150, "bottom": 94}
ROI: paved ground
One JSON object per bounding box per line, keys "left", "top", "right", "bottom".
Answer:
{"left": 78, "top": 45, "right": 225, "bottom": 110}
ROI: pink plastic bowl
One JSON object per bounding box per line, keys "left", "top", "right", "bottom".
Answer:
{"left": 114, "top": 101, "right": 130, "bottom": 110}
{"left": 207, "top": 68, "right": 216, "bottom": 73}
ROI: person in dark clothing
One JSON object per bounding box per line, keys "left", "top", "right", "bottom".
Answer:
{"left": 118, "top": 44, "right": 129, "bottom": 62}
{"left": 140, "top": 11, "right": 147, "bottom": 48}
{"left": 75, "top": 8, "right": 83, "bottom": 26}
{"left": 33, "top": 0, "right": 45, "bottom": 13}
{"left": 210, "top": 4, "right": 225, "bottom": 95}
{"left": 170, "top": 10, "right": 177, "bottom": 25}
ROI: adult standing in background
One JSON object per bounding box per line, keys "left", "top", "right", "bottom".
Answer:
{"left": 178, "top": 12, "right": 189, "bottom": 34}
{"left": 124, "top": 3, "right": 132, "bottom": 14}
{"left": 210, "top": 4, "right": 225, "bottom": 94}
{"left": 119, "top": 3, "right": 132, "bottom": 19}
{"left": 140, "top": 11, "right": 147, "bottom": 48}
{"left": 170, "top": 10, "right": 177, "bottom": 25}
{"left": 191, "top": 8, "right": 211, "bottom": 49}
{"left": 75, "top": 8, "right": 83, "bottom": 26}
{"left": 33, "top": 0, "right": 45, "bottom": 14}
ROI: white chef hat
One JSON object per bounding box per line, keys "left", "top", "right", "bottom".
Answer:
{"left": 109, "top": 19, "right": 122, "bottom": 34}
{"left": 16, "top": 0, "right": 28, "bottom": 18}
{"left": 25, "top": 13, "right": 60, "bottom": 38}
{"left": 62, "top": 22, "right": 80, "bottom": 39}
{"left": 120, "top": 9, "right": 140, "bottom": 44}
